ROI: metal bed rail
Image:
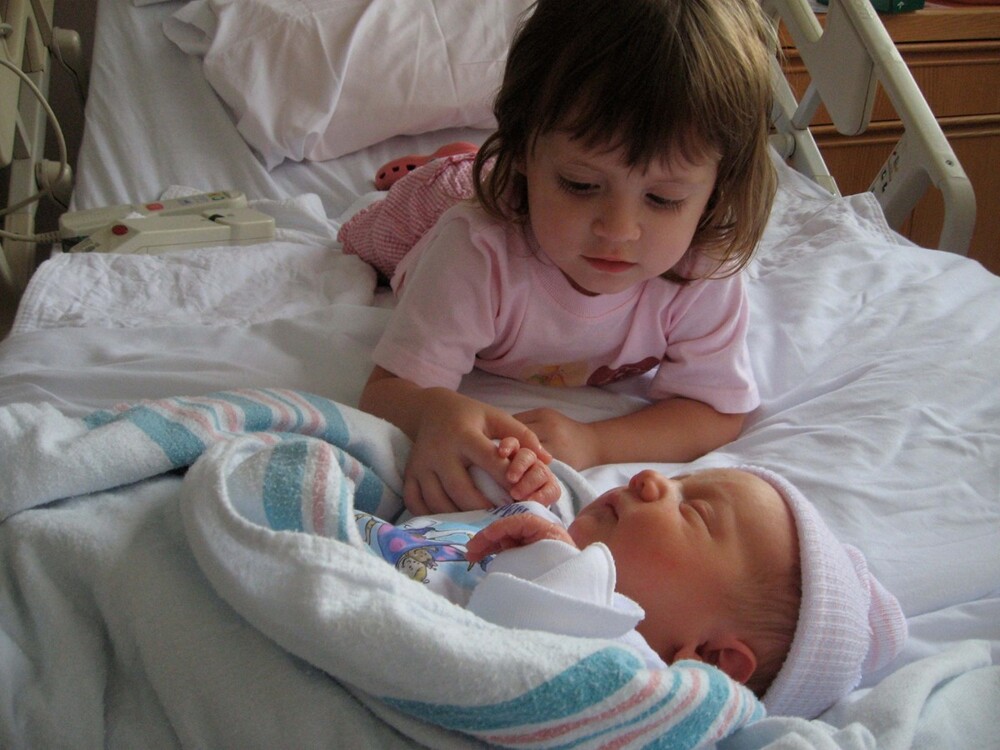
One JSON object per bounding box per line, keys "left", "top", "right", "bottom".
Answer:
{"left": 765, "top": 0, "right": 976, "bottom": 255}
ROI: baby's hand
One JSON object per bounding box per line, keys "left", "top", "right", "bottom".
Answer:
{"left": 465, "top": 513, "right": 577, "bottom": 564}
{"left": 496, "top": 437, "right": 561, "bottom": 505}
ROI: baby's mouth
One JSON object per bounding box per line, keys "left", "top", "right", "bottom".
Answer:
{"left": 595, "top": 489, "right": 622, "bottom": 519}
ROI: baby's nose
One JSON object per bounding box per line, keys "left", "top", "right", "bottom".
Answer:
{"left": 629, "top": 470, "right": 670, "bottom": 502}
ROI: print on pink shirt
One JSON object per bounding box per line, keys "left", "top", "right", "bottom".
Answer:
{"left": 521, "top": 357, "right": 661, "bottom": 388}
{"left": 587, "top": 357, "right": 660, "bottom": 387}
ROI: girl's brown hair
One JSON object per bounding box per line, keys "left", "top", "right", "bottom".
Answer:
{"left": 473, "top": 0, "right": 778, "bottom": 279}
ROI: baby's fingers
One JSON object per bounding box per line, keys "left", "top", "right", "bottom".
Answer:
{"left": 508, "top": 460, "right": 561, "bottom": 505}
{"left": 496, "top": 436, "right": 522, "bottom": 459}
{"left": 465, "top": 514, "right": 573, "bottom": 563}
{"left": 505, "top": 445, "right": 537, "bottom": 482}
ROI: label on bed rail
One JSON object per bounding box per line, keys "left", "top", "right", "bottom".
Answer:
{"left": 59, "top": 190, "right": 249, "bottom": 244}
{"left": 64, "top": 208, "right": 275, "bottom": 255}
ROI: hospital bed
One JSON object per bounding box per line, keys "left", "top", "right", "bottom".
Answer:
{"left": 0, "top": 0, "right": 997, "bottom": 747}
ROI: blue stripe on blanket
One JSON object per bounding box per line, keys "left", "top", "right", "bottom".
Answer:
{"left": 292, "top": 391, "right": 351, "bottom": 446}
{"left": 383, "top": 647, "right": 642, "bottom": 731}
{"left": 82, "top": 409, "right": 117, "bottom": 429}
{"left": 81, "top": 389, "right": 392, "bottom": 522}
{"left": 551, "top": 667, "right": 693, "bottom": 750}
{"left": 331, "top": 452, "right": 385, "bottom": 515}
{"left": 262, "top": 439, "right": 310, "bottom": 532}
{"left": 625, "top": 662, "right": 763, "bottom": 750}
{"left": 212, "top": 391, "right": 280, "bottom": 433}
{"left": 673, "top": 662, "right": 765, "bottom": 743}
{"left": 213, "top": 391, "right": 385, "bottom": 512}
{"left": 294, "top": 392, "right": 387, "bottom": 512}
{"left": 259, "top": 438, "right": 379, "bottom": 539}
{"left": 121, "top": 406, "right": 207, "bottom": 467}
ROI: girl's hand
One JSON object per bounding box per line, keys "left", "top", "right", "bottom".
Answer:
{"left": 360, "top": 367, "right": 568, "bottom": 514}
{"left": 404, "top": 388, "right": 554, "bottom": 515}
{"left": 465, "top": 513, "right": 577, "bottom": 564}
{"left": 514, "top": 407, "right": 601, "bottom": 470}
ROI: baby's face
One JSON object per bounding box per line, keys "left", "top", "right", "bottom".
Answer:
{"left": 568, "top": 468, "right": 797, "bottom": 663}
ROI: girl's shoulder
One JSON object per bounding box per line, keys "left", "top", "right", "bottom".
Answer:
{"left": 419, "top": 201, "right": 532, "bottom": 267}
{"left": 435, "top": 201, "right": 525, "bottom": 242}
{"left": 392, "top": 202, "right": 529, "bottom": 292}
{"left": 673, "top": 251, "right": 746, "bottom": 283}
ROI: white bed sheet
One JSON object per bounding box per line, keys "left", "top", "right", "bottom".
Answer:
{"left": 4, "top": 158, "right": 999, "bottom": 748}
{"left": 10, "top": 155, "right": 1000, "bottom": 650}
{"left": 2, "top": 0, "right": 998, "bottom": 746}
{"left": 74, "top": 0, "right": 489, "bottom": 218}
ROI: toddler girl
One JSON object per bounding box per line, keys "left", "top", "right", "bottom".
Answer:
{"left": 351, "top": 0, "right": 779, "bottom": 514}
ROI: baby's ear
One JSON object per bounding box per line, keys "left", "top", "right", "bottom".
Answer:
{"left": 699, "top": 637, "right": 757, "bottom": 684}
{"left": 676, "top": 637, "right": 758, "bottom": 684}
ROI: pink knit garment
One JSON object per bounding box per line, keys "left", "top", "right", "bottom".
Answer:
{"left": 744, "top": 466, "right": 909, "bottom": 719}
{"left": 338, "top": 152, "right": 477, "bottom": 279}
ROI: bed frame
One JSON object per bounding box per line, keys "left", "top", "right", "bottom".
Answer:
{"left": 0, "top": 0, "right": 81, "bottom": 301}
{"left": 766, "top": 0, "right": 976, "bottom": 256}
{"left": 0, "top": 0, "right": 978, "bottom": 304}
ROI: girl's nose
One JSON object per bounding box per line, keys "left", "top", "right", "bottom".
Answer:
{"left": 592, "top": 197, "right": 640, "bottom": 243}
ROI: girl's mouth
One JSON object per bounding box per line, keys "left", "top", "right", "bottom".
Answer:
{"left": 584, "top": 256, "right": 635, "bottom": 274}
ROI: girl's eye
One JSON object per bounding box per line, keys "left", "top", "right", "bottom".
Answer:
{"left": 647, "top": 193, "right": 684, "bottom": 211}
{"left": 557, "top": 176, "right": 597, "bottom": 195}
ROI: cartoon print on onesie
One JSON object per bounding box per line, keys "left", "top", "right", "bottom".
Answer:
{"left": 354, "top": 503, "right": 542, "bottom": 595}
{"left": 356, "top": 513, "right": 472, "bottom": 585}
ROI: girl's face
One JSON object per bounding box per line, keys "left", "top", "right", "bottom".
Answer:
{"left": 568, "top": 468, "right": 797, "bottom": 664}
{"left": 522, "top": 131, "right": 719, "bottom": 295}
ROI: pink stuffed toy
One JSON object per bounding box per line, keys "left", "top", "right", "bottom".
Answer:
{"left": 373, "top": 141, "right": 479, "bottom": 190}
{"left": 340, "top": 148, "right": 480, "bottom": 279}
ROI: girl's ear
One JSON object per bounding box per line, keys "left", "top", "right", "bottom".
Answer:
{"left": 675, "top": 637, "right": 757, "bottom": 684}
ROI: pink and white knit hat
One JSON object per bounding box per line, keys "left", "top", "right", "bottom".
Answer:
{"left": 741, "top": 466, "right": 909, "bottom": 719}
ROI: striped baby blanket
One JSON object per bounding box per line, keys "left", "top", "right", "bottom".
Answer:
{"left": 0, "top": 388, "right": 763, "bottom": 748}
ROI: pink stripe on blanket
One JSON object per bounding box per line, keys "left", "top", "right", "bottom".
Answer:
{"left": 269, "top": 389, "right": 326, "bottom": 434}
{"left": 309, "top": 442, "right": 332, "bottom": 536}
{"left": 595, "top": 670, "right": 707, "bottom": 749}
{"left": 484, "top": 669, "right": 666, "bottom": 746}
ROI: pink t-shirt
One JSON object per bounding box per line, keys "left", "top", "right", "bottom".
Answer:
{"left": 372, "top": 203, "right": 759, "bottom": 413}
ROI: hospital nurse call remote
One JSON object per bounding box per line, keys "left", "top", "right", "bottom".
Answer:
{"left": 59, "top": 190, "right": 249, "bottom": 245}
{"left": 65, "top": 208, "right": 276, "bottom": 255}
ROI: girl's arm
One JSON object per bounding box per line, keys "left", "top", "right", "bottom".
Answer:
{"left": 515, "top": 397, "right": 745, "bottom": 470}
{"left": 359, "top": 366, "right": 556, "bottom": 514}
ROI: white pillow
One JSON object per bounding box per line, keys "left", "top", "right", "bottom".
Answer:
{"left": 164, "top": 0, "right": 532, "bottom": 169}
